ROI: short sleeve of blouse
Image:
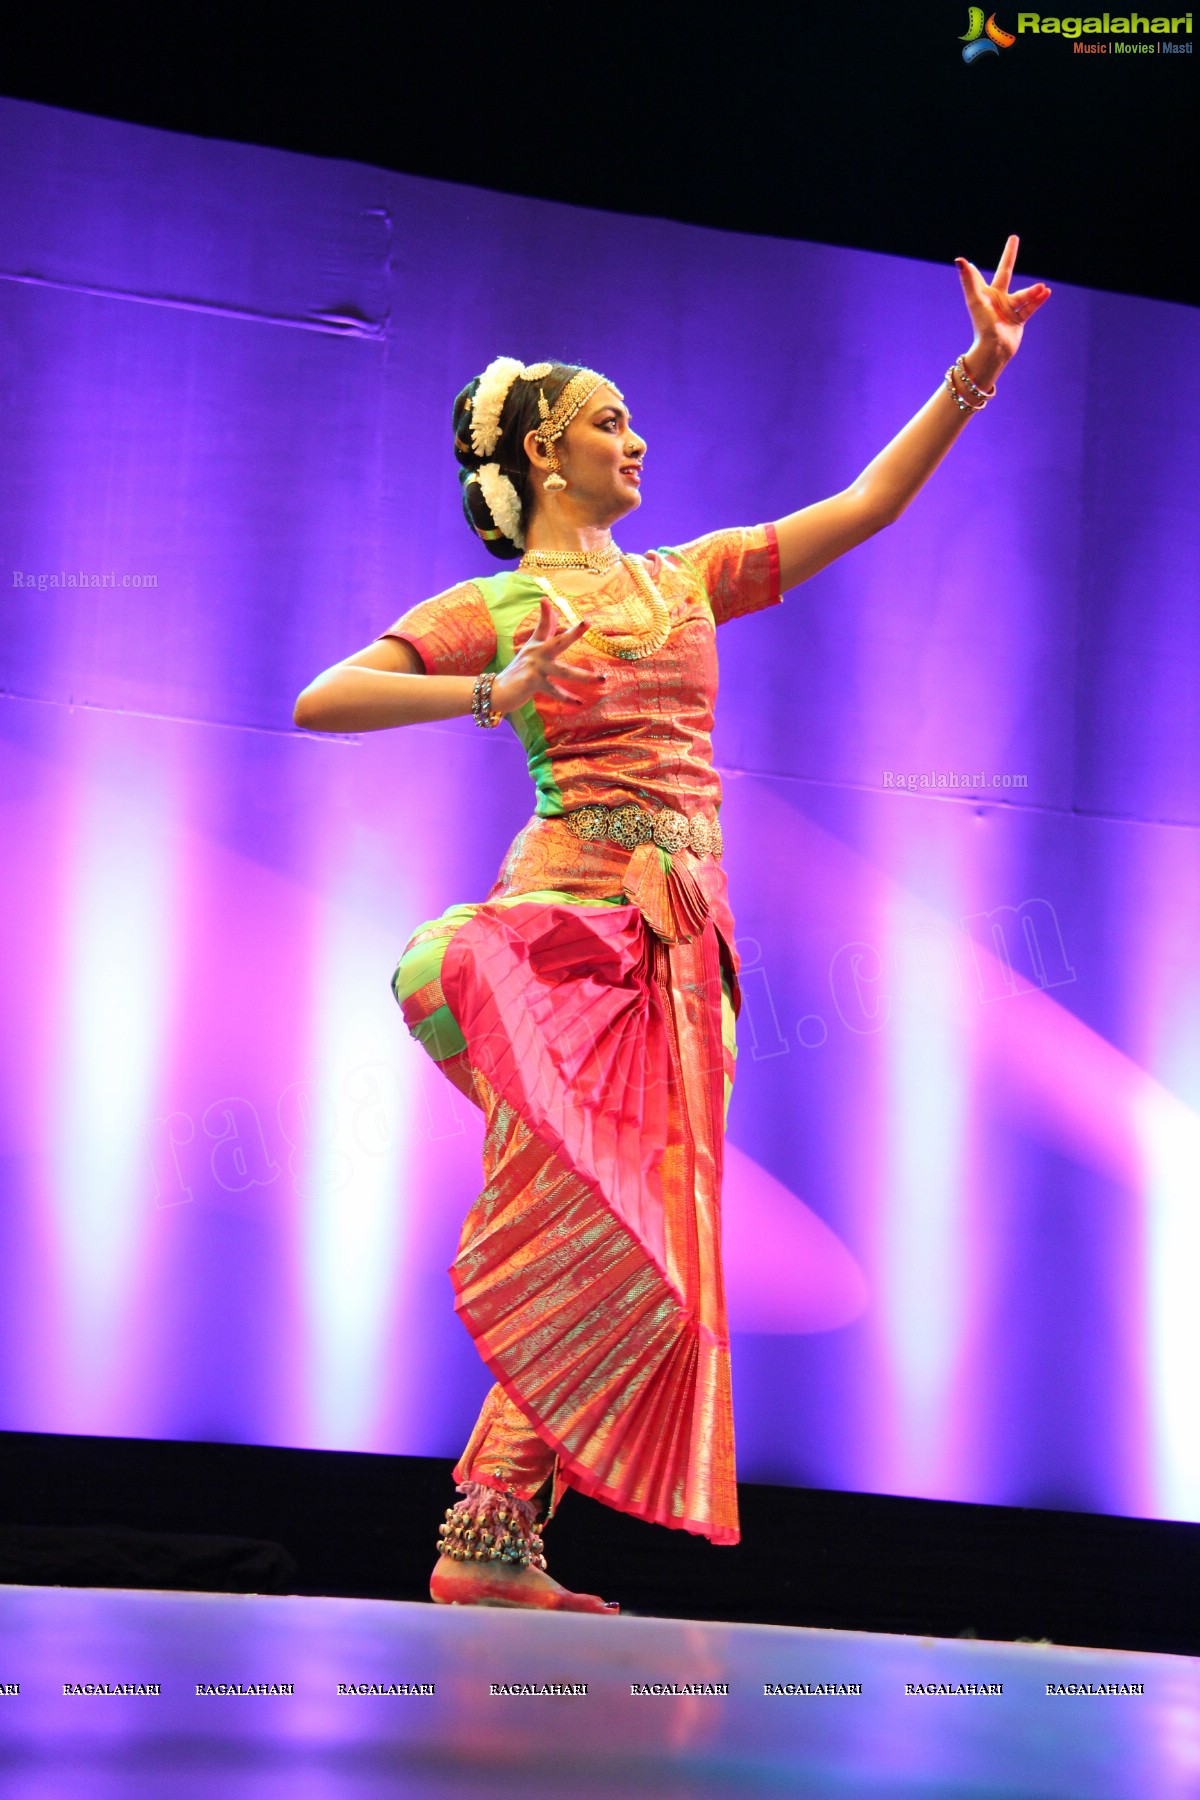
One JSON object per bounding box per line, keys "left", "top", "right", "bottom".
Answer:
{"left": 374, "top": 580, "right": 497, "bottom": 676}
{"left": 658, "top": 522, "right": 782, "bottom": 626}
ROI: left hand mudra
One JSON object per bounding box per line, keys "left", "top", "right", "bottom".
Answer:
{"left": 956, "top": 234, "right": 1051, "bottom": 368}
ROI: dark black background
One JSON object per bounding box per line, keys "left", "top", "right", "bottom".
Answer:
{"left": 3, "top": 0, "right": 1195, "bottom": 304}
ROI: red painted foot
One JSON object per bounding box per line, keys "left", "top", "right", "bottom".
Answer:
{"left": 430, "top": 1556, "right": 618, "bottom": 1614}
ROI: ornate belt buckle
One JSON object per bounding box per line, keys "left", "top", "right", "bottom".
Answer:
{"left": 608, "top": 803, "right": 653, "bottom": 849}
{"left": 566, "top": 804, "right": 609, "bottom": 842}
{"left": 688, "top": 816, "right": 712, "bottom": 857}
{"left": 651, "top": 807, "right": 691, "bottom": 854}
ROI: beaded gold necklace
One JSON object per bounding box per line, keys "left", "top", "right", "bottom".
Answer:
{"left": 529, "top": 555, "right": 672, "bottom": 662}
{"left": 519, "top": 543, "right": 621, "bottom": 576}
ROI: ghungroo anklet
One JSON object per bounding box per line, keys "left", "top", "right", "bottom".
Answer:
{"left": 437, "top": 1481, "right": 548, "bottom": 1570}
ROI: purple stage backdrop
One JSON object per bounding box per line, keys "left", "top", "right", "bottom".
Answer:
{"left": 2, "top": 97, "right": 1198, "bottom": 1523}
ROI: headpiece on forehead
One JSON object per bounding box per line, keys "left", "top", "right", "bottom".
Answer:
{"left": 535, "top": 367, "right": 624, "bottom": 447}
{"left": 533, "top": 367, "right": 623, "bottom": 494}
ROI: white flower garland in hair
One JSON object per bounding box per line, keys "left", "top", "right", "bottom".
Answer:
{"left": 476, "top": 462, "right": 525, "bottom": 548}
{"left": 469, "top": 356, "right": 525, "bottom": 459}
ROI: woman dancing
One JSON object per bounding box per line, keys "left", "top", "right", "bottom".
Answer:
{"left": 294, "top": 237, "right": 1050, "bottom": 1613}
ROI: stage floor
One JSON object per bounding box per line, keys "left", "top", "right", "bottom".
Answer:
{"left": 0, "top": 1584, "right": 1196, "bottom": 1798}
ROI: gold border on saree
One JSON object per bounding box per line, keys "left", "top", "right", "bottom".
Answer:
{"left": 563, "top": 802, "right": 723, "bottom": 860}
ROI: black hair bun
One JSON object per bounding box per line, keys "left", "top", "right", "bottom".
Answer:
{"left": 458, "top": 465, "right": 521, "bottom": 562}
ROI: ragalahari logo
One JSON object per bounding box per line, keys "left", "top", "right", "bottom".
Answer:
{"left": 961, "top": 8, "right": 1017, "bottom": 58}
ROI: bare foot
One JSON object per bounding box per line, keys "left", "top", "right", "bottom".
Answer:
{"left": 430, "top": 1554, "right": 618, "bottom": 1614}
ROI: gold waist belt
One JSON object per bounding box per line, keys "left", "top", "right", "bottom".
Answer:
{"left": 562, "top": 801, "right": 723, "bottom": 860}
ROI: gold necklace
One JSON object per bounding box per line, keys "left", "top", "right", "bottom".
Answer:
{"left": 519, "top": 543, "right": 622, "bottom": 576}
{"left": 531, "top": 555, "right": 672, "bottom": 662}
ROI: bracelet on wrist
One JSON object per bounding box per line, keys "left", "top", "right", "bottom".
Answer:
{"left": 471, "top": 670, "right": 504, "bottom": 729}
{"left": 955, "top": 355, "right": 997, "bottom": 401}
{"left": 943, "top": 354, "right": 996, "bottom": 416}
{"left": 944, "top": 367, "right": 984, "bottom": 415}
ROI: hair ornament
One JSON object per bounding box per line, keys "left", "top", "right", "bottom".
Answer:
{"left": 474, "top": 463, "right": 525, "bottom": 548}
{"left": 469, "top": 357, "right": 524, "bottom": 459}
{"left": 469, "top": 358, "right": 558, "bottom": 459}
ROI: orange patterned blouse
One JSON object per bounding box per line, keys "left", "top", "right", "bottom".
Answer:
{"left": 376, "top": 524, "right": 782, "bottom": 973}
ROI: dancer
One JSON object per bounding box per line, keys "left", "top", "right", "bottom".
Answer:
{"left": 294, "top": 237, "right": 1050, "bottom": 1612}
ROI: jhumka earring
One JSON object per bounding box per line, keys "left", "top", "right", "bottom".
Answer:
{"left": 536, "top": 386, "right": 568, "bottom": 492}
{"left": 542, "top": 442, "right": 567, "bottom": 493}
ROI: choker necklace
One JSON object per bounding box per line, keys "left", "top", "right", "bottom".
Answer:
{"left": 519, "top": 543, "right": 622, "bottom": 576}
{"left": 529, "top": 556, "right": 671, "bottom": 662}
